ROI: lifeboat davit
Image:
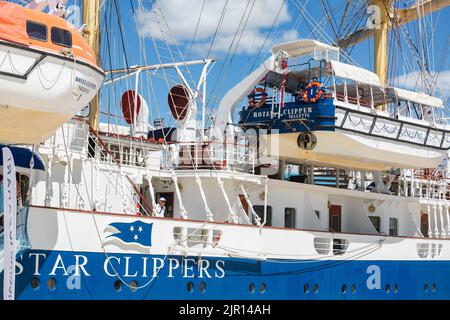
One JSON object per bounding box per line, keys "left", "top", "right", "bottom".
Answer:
{"left": 0, "top": 1, "right": 104, "bottom": 144}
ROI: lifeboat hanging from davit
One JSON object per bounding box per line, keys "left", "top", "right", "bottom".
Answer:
{"left": 0, "top": 1, "right": 104, "bottom": 145}
{"left": 216, "top": 39, "right": 450, "bottom": 171}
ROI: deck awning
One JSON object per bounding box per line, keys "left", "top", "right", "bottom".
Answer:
{"left": 391, "top": 87, "right": 444, "bottom": 109}
{"left": 0, "top": 145, "right": 45, "bottom": 171}
{"left": 272, "top": 39, "right": 339, "bottom": 57}
{"left": 327, "top": 60, "right": 381, "bottom": 86}
{"left": 272, "top": 39, "right": 339, "bottom": 59}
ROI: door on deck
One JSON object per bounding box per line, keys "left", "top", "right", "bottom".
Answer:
{"left": 156, "top": 192, "right": 174, "bottom": 218}
{"left": 329, "top": 205, "right": 342, "bottom": 232}
{"left": 421, "top": 213, "right": 429, "bottom": 238}
{"left": 329, "top": 205, "right": 343, "bottom": 254}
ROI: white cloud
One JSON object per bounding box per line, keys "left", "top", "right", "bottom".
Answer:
{"left": 393, "top": 70, "right": 450, "bottom": 100}
{"left": 135, "top": 0, "right": 295, "bottom": 55}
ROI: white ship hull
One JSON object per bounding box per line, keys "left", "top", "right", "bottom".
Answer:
{"left": 1, "top": 205, "right": 449, "bottom": 299}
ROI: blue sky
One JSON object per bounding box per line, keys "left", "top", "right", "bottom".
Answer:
{"left": 105, "top": 0, "right": 449, "bottom": 125}
{"left": 13, "top": 0, "right": 449, "bottom": 124}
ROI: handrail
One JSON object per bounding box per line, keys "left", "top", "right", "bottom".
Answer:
{"left": 89, "top": 127, "right": 154, "bottom": 217}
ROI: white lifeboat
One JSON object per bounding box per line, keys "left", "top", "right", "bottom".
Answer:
{"left": 221, "top": 39, "right": 449, "bottom": 171}
{"left": 0, "top": 1, "right": 104, "bottom": 144}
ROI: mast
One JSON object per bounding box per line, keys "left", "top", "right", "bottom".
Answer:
{"left": 373, "top": 0, "right": 390, "bottom": 86}
{"left": 336, "top": 0, "right": 449, "bottom": 109}
{"left": 82, "top": 0, "right": 101, "bottom": 130}
{"left": 373, "top": 0, "right": 391, "bottom": 111}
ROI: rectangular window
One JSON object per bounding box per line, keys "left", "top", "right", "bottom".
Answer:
{"left": 26, "top": 21, "right": 47, "bottom": 41}
{"left": 285, "top": 208, "right": 296, "bottom": 228}
{"left": 253, "top": 205, "right": 272, "bottom": 226}
{"left": 389, "top": 218, "right": 398, "bottom": 236}
{"left": 51, "top": 27, "right": 72, "bottom": 48}
{"left": 369, "top": 216, "right": 381, "bottom": 233}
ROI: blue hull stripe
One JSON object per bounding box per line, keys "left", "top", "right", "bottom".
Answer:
{"left": 1, "top": 249, "right": 449, "bottom": 300}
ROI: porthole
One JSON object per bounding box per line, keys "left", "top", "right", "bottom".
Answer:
{"left": 313, "top": 284, "right": 319, "bottom": 294}
{"left": 114, "top": 280, "right": 122, "bottom": 292}
{"left": 187, "top": 281, "right": 194, "bottom": 293}
{"left": 130, "top": 280, "right": 138, "bottom": 292}
{"left": 303, "top": 284, "right": 309, "bottom": 294}
{"left": 297, "top": 132, "right": 317, "bottom": 150}
{"left": 393, "top": 284, "right": 398, "bottom": 293}
{"left": 385, "top": 284, "right": 390, "bottom": 293}
{"left": 47, "top": 278, "right": 57, "bottom": 291}
{"left": 199, "top": 282, "right": 206, "bottom": 293}
{"left": 31, "top": 277, "right": 40, "bottom": 290}
{"left": 259, "top": 283, "right": 266, "bottom": 294}
{"left": 350, "top": 284, "right": 356, "bottom": 294}
{"left": 424, "top": 283, "right": 429, "bottom": 293}
{"left": 432, "top": 283, "right": 437, "bottom": 292}
{"left": 341, "top": 284, "right": 347, "bottom": 294}
{"left": 249, "top": 283, "right": 256, "bottom": 294}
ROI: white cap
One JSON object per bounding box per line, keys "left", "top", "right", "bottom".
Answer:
{"left": 159, "top": 197, "right": 167, "bottom": 202}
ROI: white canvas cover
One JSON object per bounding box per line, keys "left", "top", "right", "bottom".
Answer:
{"left": 328, "top": 60, "right": 381, "bottom": 86}
{"left": 272, "top": 39, "right": 339, "bottom": 58}
{"left": 393, "top": 87, "right": 444, "bottom": 108}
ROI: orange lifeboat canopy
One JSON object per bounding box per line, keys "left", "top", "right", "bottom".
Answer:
{"left": 0, "top": 1, "right": 97, "bottom": 67}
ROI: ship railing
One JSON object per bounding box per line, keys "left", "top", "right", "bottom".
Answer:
{"left": 94, "top": 131, "right": 163, "bottom": 171}
{"left": 38, "top": 120, "right": 154, "bottom": 216}
{"left": 163, "top": 141, "right": 257, "bottom": 174}
{"left": 88, "top": 128, "right": 154, "bottom": 217}
{"left": 334, "top": 92, "right": 371, "bottom": 108}
{"left": 35, "top": 119, "right": 171, "bottom": 216}
{"left": 399, "top": 169, "right": 450, "bottom": 200}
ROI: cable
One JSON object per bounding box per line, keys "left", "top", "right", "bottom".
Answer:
{"left": 186, "top": 0, "right": 206, "bottom": 59}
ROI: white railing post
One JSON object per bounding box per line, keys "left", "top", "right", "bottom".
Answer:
{"left": 217, "top": 175, "right": 238, "bottom": 223}
{"left": 402, "top": 169, "right": 408, "bottom": 197}
{"left": 171, "top": 170, "right": 188, "bottom": 219}
{"left": 239, "top": 184, "right": 261, "bottom": 226}
{"left": 433, "top": 203, "right": 439, "bottom": 238}
{"left": 370, "top": 85, "right": 374, "bottom": 109}
{"left": 439, "top": 202, "right": 446, "bottom": 238}
{"left": 145, "top": 171, "right": 158, "bottom": 215}
{"left": 344, "top": 80, "right": 348, "bottom": 103}
{"left": 195, "top": 174, "right": 213, "bottom": 221}
{"left": 262, "top": 179, "right": 268, "bottom": 227}
{"left": 427, "top": 203, "right": 432, "bottom": 238}
{"left": 446, "top": 204, "right": 450, "bottom": 235}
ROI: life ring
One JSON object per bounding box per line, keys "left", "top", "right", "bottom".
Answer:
{"left": 303, "top": 82, "right": 323, "bottom": 103}
{"left": 248, "top": 87, "right": 267, "bottom": 108}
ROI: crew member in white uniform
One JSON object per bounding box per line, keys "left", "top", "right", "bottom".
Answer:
{"left": 154, "top": 197, "right": 167, "bottom": 217}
